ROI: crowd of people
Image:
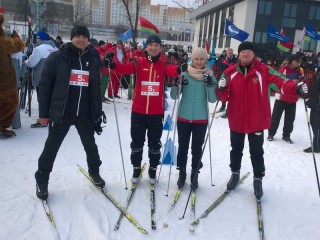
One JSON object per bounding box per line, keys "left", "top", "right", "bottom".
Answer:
{"left": 0, "top": 11, "right": 317, "bottom": 202}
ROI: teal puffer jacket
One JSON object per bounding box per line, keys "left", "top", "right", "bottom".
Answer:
{"left": 170, "top": 72, "right": 217, "bottom": 121}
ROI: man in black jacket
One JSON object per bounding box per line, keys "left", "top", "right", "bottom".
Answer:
{"left": 34, "top": 25, "right": 105, "bottom": 200}
{"left": 304, "top": 72, "right": 320, "bottom": 153}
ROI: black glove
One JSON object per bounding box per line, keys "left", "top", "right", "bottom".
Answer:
{"left": 94, "top": 111, "right": 107, "bottom": 135}
{"left": 104, "top": 57, "right": 115, "bottom": 69}
{"left": 296, "top": 82, "right": 308, "bottom": 95}
{"left": 203, "top": 74, "right": 214, "bottom": 87}
{"left": 177, "top": 62, "right": 188, "bottom": 74}
{"left": 105, "top": 51, "right": 114, "bottom": 59}
{"left": 174, "top": 75, "right": 188, "bottom": 87}
{"left": 174, "top": 76, "right": 181, "bottom": 87}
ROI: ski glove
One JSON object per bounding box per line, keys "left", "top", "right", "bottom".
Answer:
{"left": 94, "top": 111, "right": 107, "bottom": 135}
{"left": 218, "top": 78, "right": 227, "bottom": 89}
{"left": 177, "top": 62, "right": 188, "bottom": 73}
{"left": 296, "top": 82, "right": 308, "bottom": 95}
{"left": 203, "top": 74, "right": 215, "bottom": 87}
{"left": 174, "top": 75, "right": 188, "bottom": 87}
{"left": 104, "top": 51, "right": 115, "bottom": 69}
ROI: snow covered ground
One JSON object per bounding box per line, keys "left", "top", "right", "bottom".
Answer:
{"left": 1, "top": 90, "right": 320, "bottom": 240}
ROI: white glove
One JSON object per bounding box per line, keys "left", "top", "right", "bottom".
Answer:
{"left": 296, "top": 82, "right": 308, "bottom": 95}
{"left": 218, "top": 78, "right": 227, "bottom": 89}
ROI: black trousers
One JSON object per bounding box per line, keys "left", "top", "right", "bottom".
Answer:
{"left": 176, "top": 121, "right": 207, "bottom": 170}
{"left": 230, "top": 130, "right": 265, "bottom": 178}
{"left": 310, "top": 109, "right": 320, "bottom": 151}
{"left": 269, "top": 99, "right": 296, "bottom": 138}
{"left": 36, "top": 116, "right": 102, "bottom": 183}
{"left": 130, "top": 111, "right": 164, "bottom": 168}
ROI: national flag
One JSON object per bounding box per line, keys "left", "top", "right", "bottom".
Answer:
{"left": 267, "top": 24, "right": 289, "bottom": 42}
{"left": 0, "top": 7, "right": 5, "bottom": 13}
{"left": 305, "top": 23, "right": 319, "bottom": 40}
{"left": 276, "top": 28, "right": 294, "bottom": 52}
{"left": 302, "top": 27, "right": 311, "bottom": 42}
{"left": 28, "top": 16, "right": 32, "bottom": 26}
{"left": 138, "top": 16, "right": 160, "bottom": 35}
{"left": 119, "top": 29, "right": 132, "bottom": 41}
{"left": 225, "top": 19, "right": 249, "bottom": 42}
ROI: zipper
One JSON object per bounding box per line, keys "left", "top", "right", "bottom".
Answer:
{"left": 77, "top": 52, "right": 83, "bottom": 116}
{"left": 146, "top": 63, "right": 154, "bottom": 114}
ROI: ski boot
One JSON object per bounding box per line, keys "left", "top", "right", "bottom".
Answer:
{"left": 227, "top": 171, "right": 240, "bottom": 190}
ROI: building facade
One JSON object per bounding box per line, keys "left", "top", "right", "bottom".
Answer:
{"left": 189, "top": 0, "right": 320, "bottom": 59}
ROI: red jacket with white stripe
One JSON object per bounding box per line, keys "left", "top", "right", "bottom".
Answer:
{"left": 113, "top": 55, "right": 179, "bottom": 115}
{"left": 219, "top": 59, "right": 298, "bottom": 133}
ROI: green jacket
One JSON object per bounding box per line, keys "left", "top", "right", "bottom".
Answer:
{"left": 170, "top": 72, "right": 217, "bottom": 121}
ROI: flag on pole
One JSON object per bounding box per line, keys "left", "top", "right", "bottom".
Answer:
{"left": 224, "top": 19, "right": 249, "bottom": 42}
{"left": 276, "top": 28, "right": 294, "bottom": 52}
{"left": 267, "top": 24, "right": 289, "bottom": 42}
{"left": 0, "top": 7, "right": 5, "bottom": 13}
{"left": 119, "top": 29, "right": 132, "bottom": 41}
{"left": 139, "top": 16, "right": 160, "bottom": 35}
{"left": 302, "top": 27, "right": 310, "bottom": 42}
{"left": 305, "top": 23, "right": 319, "bottom": 40}
{"left": 205, "top": 39, "right": 210, "bottom": 52}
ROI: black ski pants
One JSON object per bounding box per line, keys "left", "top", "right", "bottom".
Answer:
{"left": 130, "top": 111, "right": 164, "bottom": 168}
{"left": 230, "top": 130, "right": 265, "bottom": 178}
{"left": 310, "top": 109, "right": 320, "bottom": 151}
{"left": 269, "top": 99, "right": 296, "bottom": 138}
{"left": 176, "top": 121, "right": 207, "bottom": 170}
{"left": 35, "top": 116, "right": 102, "bottom": 184}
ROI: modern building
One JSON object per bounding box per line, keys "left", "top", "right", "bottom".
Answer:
{"left": 189, "top": 0, "right": 320, "bottom": 59}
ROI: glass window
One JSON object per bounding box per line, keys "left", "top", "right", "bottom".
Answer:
{"left": 261, "top": 32, "right": 268, "bottom": 43}
{"left": 316, "top": 6, "right": 320, "bottom": 20}
{"left": 284, "top": 3, "right": 290, "bottom": 17}
{"left": 290, "top": 4, "right": 297, "bottom": 17}
{"left": 281, "top": 18, "right": 296, "bottom": 28}
{"left": 307, "top": 9, "right": 313, "bottom": 18}
{"left": 254, "top": 31, "right": 261, "bottom": 43}
{"left": 265, "top": 2, "right": 272, "bottom": 15}
{"left": 258, "top": 1, "right": 265, "bottom": 15}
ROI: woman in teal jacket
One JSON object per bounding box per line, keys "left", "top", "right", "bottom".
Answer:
{"left": 170, "top": 47, "right": 217, "bottom": 189}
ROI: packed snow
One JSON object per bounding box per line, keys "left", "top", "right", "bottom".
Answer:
{"left": 1, "top": 90, "right": 320, "bottom": 240}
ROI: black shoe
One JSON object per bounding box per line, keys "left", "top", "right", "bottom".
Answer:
{"left": 149, "top": 167, "right": 157, "bottom": 185}
{"left": 227, "top": 171, "right": 240, "bottom": 190}
{"left": 108, "top": 95, "right": 113, "bottom": 99}
{"left": 267, "top": 134, "right": 273, "bottom": 141}
{"left": 31, "top": 122, "right": 47, "bottom": 128}
{"left": 220, "top": 111, "right": 228, "bottom": 119}
{"left": 89, "top": 172, "right": 105, "bottom": 188}
{"left": 131, "top": 167, "right": 141, "bottom": 184}
{"left": 282, "top": 136, "right": 293, "bottom": 144}
{"left": 114, "top": 95, "right": 121, "bottom": 99}
{"left": 216, "top": 106, "right": 225, "bottom": 113}
{"left": 36, "top": 183, "right": 49, "bottom": 200}
{"left": 127, "top": 97, "right": 132, "bottom": 100}
{"left": 177, "top": 168, "right": 186, "bottom": 188}
{"left": 190, "top": 169, "right": 199, "bottom": 190}
{"left": 253, "top": 177, "right": 263, "bottom": 199}
{"left": 304, "top": 147, "right": 320, "bottom": 153}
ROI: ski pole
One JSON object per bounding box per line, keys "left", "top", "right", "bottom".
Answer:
{"left": 164, "top": 76, "right": 182, "bottom": 197}
{"left": 109, "top": 68, "right": 128, "bottom": 189}
{"left": 206, "top": 85, "right": 214, "bottom": 186}
{"left": 157, "top": 88, "right": 179, "bottom": 183}
{"left": 180, "top": 88, "right": 222, "bottom": 219}
{"left": 303, "top": 98, "right": 320, "bottom": 197}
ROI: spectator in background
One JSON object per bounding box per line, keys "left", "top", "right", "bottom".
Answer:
{"left": 55, "top": 36, "right": 63, "bottom": 48}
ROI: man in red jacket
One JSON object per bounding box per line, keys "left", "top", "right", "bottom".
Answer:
{"left": 105, "top": 34, "right": 186, "bottom": 184}
{"left": 218, "top": 41, "right": 308, "bottom": 199}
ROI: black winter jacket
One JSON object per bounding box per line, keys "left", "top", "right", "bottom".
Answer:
{"left": 38, "top": 42, "right": 102, "bottom": 124}
{"left": 307, "top": 72, "right": 320, "bottom": 110}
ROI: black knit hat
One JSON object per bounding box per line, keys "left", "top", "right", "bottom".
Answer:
{"left": 288, "top": 54, "right": 300, "bottom": 64}
{"left": 98, "top": 40, "right": 105, "bottom": 46}
{"left": 146, "top": 34, "right": 162, "bottom": 45}
{"left": 238, "top": 41, "right": 255, "bottom": 54}
{"left": 70, "top": 25, "right": 90, "bottom": 40}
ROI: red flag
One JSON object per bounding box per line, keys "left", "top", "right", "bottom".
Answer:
{"left": 28, "top": 16, "right": 32, "bottom": 26}
{"left": 0, "top": 7, "right": 5, "bottom": 13}
{"left": 205, "top": 39, "right": 210, "bottom": 52}
{"left": 139, "top": 16, "right": 160, "bottom": 35}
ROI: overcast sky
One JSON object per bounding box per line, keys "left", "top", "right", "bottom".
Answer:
{"left": 151, "top": 0, "right": 177, "bottom": 7}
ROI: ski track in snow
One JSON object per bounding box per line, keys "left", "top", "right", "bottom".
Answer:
{"left": 1, "top": 91, "right": 320, "bottom": 240}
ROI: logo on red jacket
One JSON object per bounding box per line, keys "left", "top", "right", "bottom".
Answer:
{"left": 252, "top": 77, "right": 259, "bottom": 84}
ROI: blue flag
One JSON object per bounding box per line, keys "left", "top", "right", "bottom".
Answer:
{"left": 119, "top": 29, "right": 132, "bottom": 41}
{"left": 305, "top": 24, "right": 319, "bottom": 40}
{"left": 267, "top": 24, "right": 289, "bottom": 42}
{"left": 225, "top": 19, "right": 249, "bottom": 42}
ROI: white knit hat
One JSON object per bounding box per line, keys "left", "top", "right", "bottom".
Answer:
{"left": 191, "top": 47, "right": 208, "bottom": 61}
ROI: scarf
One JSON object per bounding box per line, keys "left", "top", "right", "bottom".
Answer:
{"left": 187, "top": 65, "right": 213, "bottom": 80}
